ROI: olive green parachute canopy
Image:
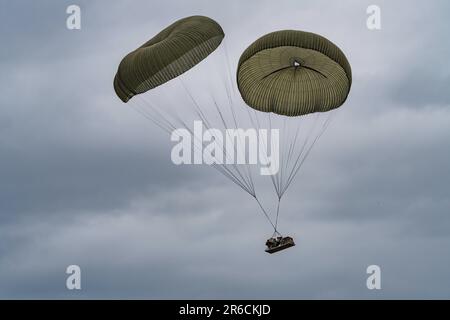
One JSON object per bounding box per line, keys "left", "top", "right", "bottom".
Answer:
{"left": 237, "top": 30, "right": 352, "bottom": 116}
{"left": 114, "top": 16, "right": 224, "bottom": 103}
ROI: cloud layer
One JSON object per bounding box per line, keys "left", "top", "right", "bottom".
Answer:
{"left": 1, "top": 0, "right": 450, "bottom": 298}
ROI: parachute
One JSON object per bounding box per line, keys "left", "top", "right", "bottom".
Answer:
{"left": 114, "top": 16, "right": 224, "bottom": 102}
{"left": 113, "top": 19, "right": 351, "bottom": 253}
{"left": 236, "top": 30, "right": 351, "bottom": 252}
{"left": 237, "top": 30, "right": 352, "bottom": 116}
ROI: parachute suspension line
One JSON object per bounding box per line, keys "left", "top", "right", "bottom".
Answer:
{"left": 270, "top": 115, "right": 294, "bottom": 235}
{"left": 136, "top": 95, "right": 183, "bottom": 132}
{"left": 213, "top": 163, "right": 255, "bottom": 196}
{"left": 278, "top": 117, "right": 302, "bottom": 198}
{"left": 135, "top": 95, "right": 187, "bottom": 134}
{"left": 215, "top": 45, "right": 257, "bottom": 196}
{"left": 267, "top": 112, "right": 282, "bottom": 198}
{"left": 202, "top": 93, "right": 275, "bottom": 229}
{"left": 281, "top": 113, "right": 333, "bottom": 197}
{"left": 177, "top": 77, "right": 256, "bottom": 196}
{"left": 243, "top": 108, "right": 284, "bottom": 234}
{"left": 178, "top": 78, "right": 211, "bottom": 127}
{"left": 273, "top": 197, "right": 282, "bottom": 237}
{"left": 245, "top": 109, "right": 332, "bottom": 232}
{"left": 279, "top": 113, "right": 320, "bottom": 198}
{"left": 224, "top": 90, "right": 256, "bottom": 195}
{"left": 222, "top": 39, "right": 237, "bottom": 97}
{"left": 208, "top": 87, "right": 275, "bottom": 229}
{"left": 130, "top": 104, "right": 172, "bottom": 134}
{"left": 218, "top": 83, "right": 255, "bottom": 191}
{"left": 178, "top": 76, "right": 273, "bottom": 228}
{"left": 251, "top": 109, "right": 282, "bottom": 199}
{"left": 131, "top": 98, "right": 260, "bottom": 194}
{"left": 264, "top": 112, "right": 289, "bottom": 235}
{"left": 210, "top": 96, "right": 256, "bottom": 195}
{"left": 136, "top": 93, "right": 256, "bottom": 197}
{"left": 253, "top": 195, "right": 277, "bottom": 232}
{"left": 135, "top": 94, "right": 277, "bottom": 233}
{"left": 132, "top": 98, "right": 175, "bottom": 134}
{"left": 277, "top": 117, "right": 287, "bottom": 200}
{"left": 184, "top": 121, "right": 256, "bottom": 197}
{"left": 284, "top": 120, "right": 302, "bottom": 181}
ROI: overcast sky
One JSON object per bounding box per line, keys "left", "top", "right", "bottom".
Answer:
{"left": 1, "top": 0, "right": 450, "bottom": 299}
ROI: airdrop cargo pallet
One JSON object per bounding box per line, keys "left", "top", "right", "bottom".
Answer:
{"left": 265, "top": 237, "right": 295, "bottom": 254}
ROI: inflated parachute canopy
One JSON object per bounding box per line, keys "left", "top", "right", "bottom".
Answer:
{"left": 114, "top": 16, "right": 224, "bottom": 103}
{"left": 237, "top": 30, "right": 352, "bottom": 116}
